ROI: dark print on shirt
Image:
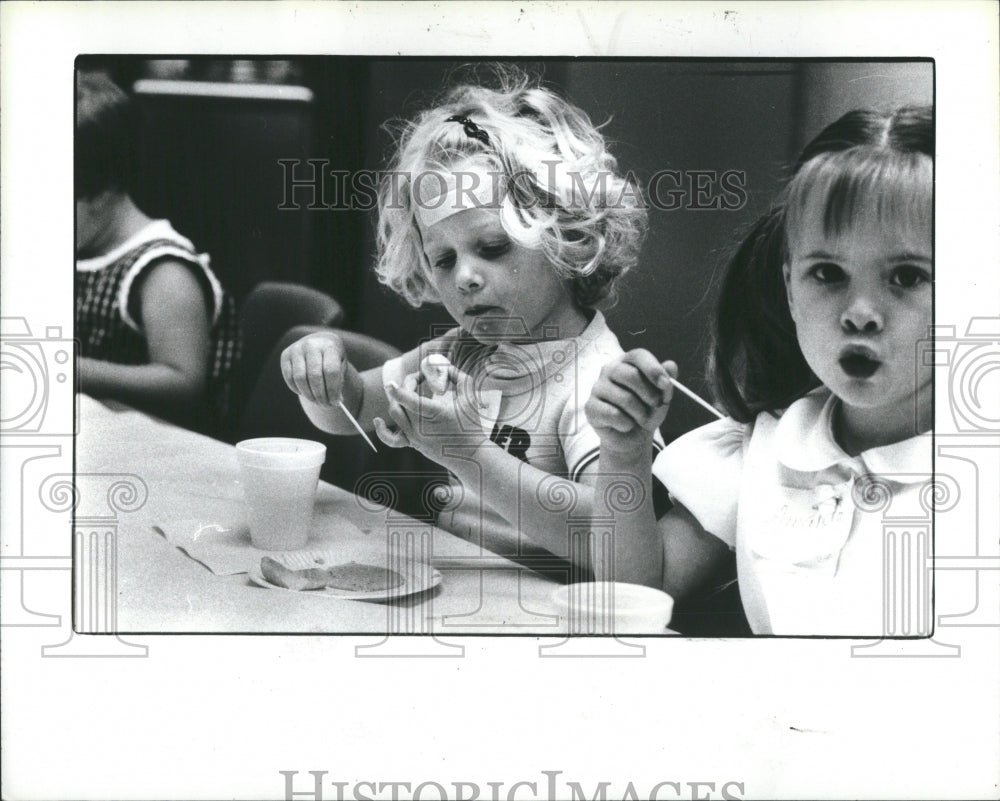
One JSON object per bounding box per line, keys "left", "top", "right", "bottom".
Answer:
{"left": 490, "top": 422, "right": 531, "bottom": 463}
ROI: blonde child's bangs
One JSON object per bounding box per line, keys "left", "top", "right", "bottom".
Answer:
{"left": 785, "top": 148, "right": 932, "bottom": 247}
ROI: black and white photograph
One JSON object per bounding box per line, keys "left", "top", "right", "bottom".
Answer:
{"left": 1, "top": 3, "right": 997, "bottom": 800}
{"left": 68, "top": 55, "right": 936, "bottom": 638}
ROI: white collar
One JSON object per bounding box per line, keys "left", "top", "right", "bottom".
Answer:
{"left": 773, "top": 388, "right": 932, "bottom": 481}
{"left": 76, "top": 220, "right": 196, "bottom": 272}
{"left": 462, "top": 311, "right": 607, "bottom": 393}
{"left": 492, "top": 310, "right": 605, "bottom": 358}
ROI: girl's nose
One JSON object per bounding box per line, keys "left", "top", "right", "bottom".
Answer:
{"left": 841, "top": 290, "right": 884, "bottom": 334}
{"left": 454, "top": 258, "right": 484, "bottom": 293}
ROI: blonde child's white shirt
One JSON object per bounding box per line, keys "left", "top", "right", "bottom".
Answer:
{"left": 653, "top": 388, "right": 933, "bottom": 635}
{"left": 384, "top": 311, "right": 664, "bottom": 556}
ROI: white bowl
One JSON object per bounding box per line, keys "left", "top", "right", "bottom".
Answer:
{"left": 551, "top": 581, "right": 674, "bottom": 634}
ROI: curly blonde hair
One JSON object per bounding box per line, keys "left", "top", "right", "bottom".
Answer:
{"left": 375, "top": 66, "right": 648, "bottom": 309}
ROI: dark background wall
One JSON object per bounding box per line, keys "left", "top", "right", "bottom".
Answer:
{"left": 82, "top": 57, "right": 932, "bottom": 443}
{"left": 346, "top": 59, "right": 932, "bottom": 441}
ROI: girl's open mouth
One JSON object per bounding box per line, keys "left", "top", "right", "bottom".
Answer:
{"left": 839, "top": 349, "right": 881, "bottom": 379}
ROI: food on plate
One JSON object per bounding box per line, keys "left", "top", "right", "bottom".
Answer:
{"left": 260, "top": 557, "right": 404, "bottom": 593}
{"left": 323, "top": 562, "right": 405, "bottom": 592}
{"left": 260, "top": 557, "right": 331, "bottom": 591}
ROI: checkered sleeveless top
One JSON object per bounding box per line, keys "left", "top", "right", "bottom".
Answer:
{"left": 75, "top": 220, "right": 240, "bottom": 429}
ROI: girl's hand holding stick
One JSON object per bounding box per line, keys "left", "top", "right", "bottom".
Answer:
{"left": 585, "top": 350, "right": 721, "bottom": 457}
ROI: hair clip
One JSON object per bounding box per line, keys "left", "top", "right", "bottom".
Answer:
{"left": 446, "top": 115, "right": 491, "bottom": 146}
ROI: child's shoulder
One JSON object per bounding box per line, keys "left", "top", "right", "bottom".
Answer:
{"left": 571, "top": 311, "right": 624, "bottom": 369}
{"left": 653, "top": 415, "right": 748, "bottom": 545}
{"left": 660, "top": 414, "right": 750, "bottom": 469}
{"left": 77, "top": 219, "right": 202, "bottom": 273}
{"left": 578, "top": 309, "right": 617, "bottom": 347}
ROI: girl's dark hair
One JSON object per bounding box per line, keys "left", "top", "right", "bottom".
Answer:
{"left": 75, "top": 71, "right": 138, "bottom": 199}
{"left": 708, "top": 105, "right": 934, "bottom": 422}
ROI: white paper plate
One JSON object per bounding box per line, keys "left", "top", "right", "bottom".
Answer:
{"left": 247, "top": 549, "right": 442, "bottom": 601}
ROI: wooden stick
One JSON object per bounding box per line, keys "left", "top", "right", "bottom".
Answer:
{"left": 338, "top": 401, "right": 378, "bottom": 452}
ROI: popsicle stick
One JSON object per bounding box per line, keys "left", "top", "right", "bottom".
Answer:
{"left": 668, "top": 377, "right": 724, "bottom": 420}
{"left": 338, "top": 400, "right": 378, "bottom": 452}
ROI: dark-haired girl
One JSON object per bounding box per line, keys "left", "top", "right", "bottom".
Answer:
{"left": 586, "top": 107, "right": 933, "bottom": 634}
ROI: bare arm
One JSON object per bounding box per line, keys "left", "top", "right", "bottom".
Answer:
{"left": 585, "top": 348, "right": 729, "bottom": 597}
{"left": 446, "top": 438, "right": 600, "bottom": 564}
{"left": 593, "top": 447, "right": 729, "bottom": 600}
{"left": 79, "top": 259, "right": 211, "bottom": 420}
{"left": 376, "top": 376, "right": 600, "bottom": 566}
{"left": 280, "top": 331, "right": 395, "bottom": 435}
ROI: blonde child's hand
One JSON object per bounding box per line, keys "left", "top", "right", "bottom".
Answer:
{"left": 418, "top": 353, "right": 454, "bottom": 396}
{"left": 585, "top": 350, "right": 677, "bottom": 456}
{"left": 280, "top": 331, "right": 350, "bottom": 406}
{"left": 374, "top": 369, "right": 487, "bottom": 460}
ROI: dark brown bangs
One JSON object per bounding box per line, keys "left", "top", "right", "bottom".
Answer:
{"left": 785, "top": 148, "right": 932, "bottom": 244}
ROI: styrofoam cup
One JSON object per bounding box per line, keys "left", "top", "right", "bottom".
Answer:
{"left": 550, "top": 581, "right": 674, "bottom": 634}
{"left": 235, "top": 438, "right": 326, "bottom": 550}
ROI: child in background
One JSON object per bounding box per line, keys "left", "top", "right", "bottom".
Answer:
{"left": 586, "top": 106, "right": 933, "bottom": 634}
{"left": 75, "top": 72, "right": 239, "bottom": 432}
{"left": 282, "top": 67, "right": 655, "bottom": 568}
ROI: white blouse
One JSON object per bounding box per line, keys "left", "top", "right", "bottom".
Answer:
{"left": 653, "top": 388, "right": 933, "bottom": 635}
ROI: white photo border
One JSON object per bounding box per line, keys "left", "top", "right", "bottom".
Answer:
{"left": 2, "top": 3, "right": 998, "bottom": 800}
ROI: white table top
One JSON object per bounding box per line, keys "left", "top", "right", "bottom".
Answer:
{"left": 75, "top": 395, "right": 586, "bottom": 635}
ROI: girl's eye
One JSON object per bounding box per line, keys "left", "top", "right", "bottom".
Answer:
{"left": 808, "top": 262, "right": 846, "bottom": 284}
{"left": 430, "top": 253, "right": 455, "bottom": 271}
{"left": 479, "top": 241, "right": 510, "bottom": 258}
{"left": 890, "top": 264, "right": 932, "bottom": 289}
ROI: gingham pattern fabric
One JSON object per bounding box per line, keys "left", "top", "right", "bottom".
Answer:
{"left": 76, "top": 235, "right": 240, "bottom": 428}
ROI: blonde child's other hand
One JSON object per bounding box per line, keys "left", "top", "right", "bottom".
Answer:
{"left": 373, "top": 373, "right": 425, "bottom": 449}
{"left": 280, "top": 331, "right": 348, "bottom": 406}
{"left": 585, "top": 350, "right": 677, "bottom": 455}
{"left": 380, "top": 369, "right": 486, "bottom": 462}
{"left": 372, "top": 415, "right": 409, "bottom": 449}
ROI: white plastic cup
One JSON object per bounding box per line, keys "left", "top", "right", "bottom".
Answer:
{"left": 550, "top": 582, "right": 674, "bottom": 635}
{"left": 235, "top": 438, "right": 326, "bottom": 551}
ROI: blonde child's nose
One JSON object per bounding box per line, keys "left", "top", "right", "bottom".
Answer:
{"left": 455, "top": 258, "right": 484, "bottom": 292}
